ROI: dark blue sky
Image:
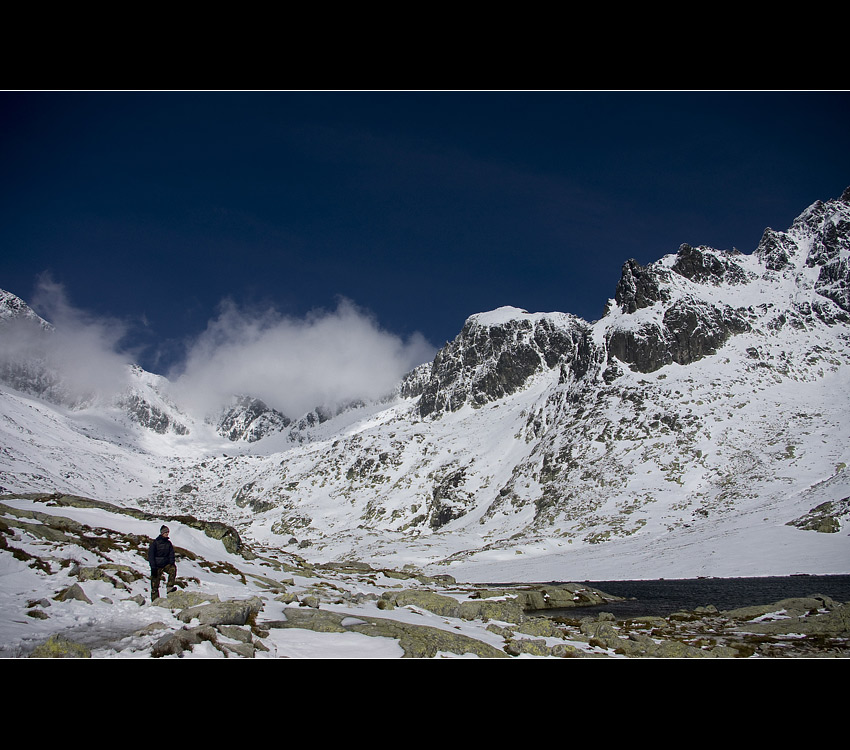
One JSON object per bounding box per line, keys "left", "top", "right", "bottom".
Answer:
{"left": 2, "top": 91, "right": 849, "bottom": 375}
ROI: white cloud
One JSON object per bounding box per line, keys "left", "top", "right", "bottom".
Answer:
{"left": 168, "top": 297, "right": 435, "bottom": 418}
{"left": 0, "top": 277, "right": 134, "bottom": 404}
{"left": 2, "top": 279, "right": 434, "bottom": 418}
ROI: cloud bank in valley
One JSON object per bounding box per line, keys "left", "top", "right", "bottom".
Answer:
{"left": 2, "top": 278, "right": 435, "bottom": 418}
{"left": 168, "top": 297, "right": 435, "bottom": 419}
{"left": 0, "top": 277, "right": 136, "bottom": 404}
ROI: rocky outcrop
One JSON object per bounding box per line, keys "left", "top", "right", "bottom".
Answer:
{"left": 550, "top": 593, "right": 850, "bottom": 658}
{"left": 121, "top": 393, "right": 190, "bottom": 435}
{"left": 259, "top": 607, "right": 509, "bottom": 658}
{"left": 605, "top": 243, "right": 754, "bottom": 374}
{"left": 613, "top": 258, "right": 671, "bottom": 314}
{"left": 377, "top": 583, "right": 621, "bottom": 624}
{"left": 416, "top": 189, "right": 850, "bottom": 392}
{"left": 467, "top": 582, "right": 621, "bottom": 612}
{"left": 800, "top": 189, "right": 850, "bottom": 313}
{"left": 787, "top": 497, "right": 850, "bottom": 533}
{"left": 671, "top": 243, "right": 749, "bottom": 286}
{"left": 607, "top": 295, "right": 751, "bottom": 374}
{"left": 215, "top": 395, "right": 291, "bottom": 443}
{"left": 419, "top": 309, "right": 595, "bottom": 417}
{"left": 399, "top": 362, "right": 433, "bottom": 399}
{"left": 149, "top": 595, "right": 267, "bottom": 657}
{"left": 2, "top": 493, "right": 248, "bottom": 557}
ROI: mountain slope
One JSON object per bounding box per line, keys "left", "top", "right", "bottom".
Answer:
{"left": 1, "top": 188, "right": 849, "bottom": 581}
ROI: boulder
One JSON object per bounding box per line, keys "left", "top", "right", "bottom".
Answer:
{"left": 177, "top": 597, "right": 264, "bottom": 627}
{"left": 152, "top": 626, "right": 219, "bottom": 658}
{"left": 54, "top": 583, "right": 92, "bottom": 604}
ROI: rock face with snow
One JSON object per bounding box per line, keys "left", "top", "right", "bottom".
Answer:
{"left": 418, "top": 308, "right": 595, "bottom": 417}
{"left": 0, "top": 290, "right": 65, "bottom": 404}
{"left": 605, "top": 248, "right": 752, "bottom": 373}
{"left": 215, "top": 395, "right": 292, "bottom": 443}
{"left": 1, "top": 187, "right": 849, "bottom": 581}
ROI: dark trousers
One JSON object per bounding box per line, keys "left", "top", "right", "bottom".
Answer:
{"left": 151, "top": 564, "right": 177, "bottom": 600}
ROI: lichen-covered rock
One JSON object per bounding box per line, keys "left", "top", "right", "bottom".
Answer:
{"left": 787, "top": 498, "right": 850, "bottom": 533}
{"left": 470, "top": 583, "right": 619, "bottom": 612}
{"left": 27, "top": 494, "right": 249, "bottom": 558}
{"left": 515, "top": 617, "right": 567, "bottom": 639}
{"left": 727, "top": 597, "right": 850, "bottom": 637}
{"left": 504, "top": 638, "right": 552, "bottom": 657}
{"left": 29, "top": 634, "right": 91, "bottom": 658}
{"left": 724, "top": 595, "right": 838, "bottom": 621}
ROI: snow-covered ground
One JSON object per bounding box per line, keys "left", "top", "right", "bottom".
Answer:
{"left": 0, "top": 494, "right": 608, "bottom": 658}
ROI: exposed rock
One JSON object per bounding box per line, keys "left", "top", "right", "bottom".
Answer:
{"left": 606, "top": 290, "right": 750, "bottom": 374}
{"left": 78, "top": 565, "right": 128, "bottom": 589}
{"left": 787, "top": 498, "right": 850, "bottom": 533}
{"left": 504, "top": 638, "right": 552, "bottom": 657}
{"left": 756, "top": 227, "right": 797, "bottom": 272}
{"left": 261, "top": 607, "right": 508, "bottom": 658}
{"left": 217, "top": 624, "right": 254, "bottom": 643}
{"left": 470, "top": 583, "right": 620, "bottom": 612}
{"left": 378, "top": 588, "right": 524, "bottom": 624}
{"left": 724, "top": 596, "right": 848, "bottom": 636}
{"left": 54, "top": 583, "right": 92, "bottom": 605}
{"left": 216, "top": 395, "right": 291, "bottom": 443}
{"left": 151, "top": 625, "right": 220, "bottom": 658}
{"left": 398, "top": 362, "right": 432, "bottom": 399}
{"left": 24, "top": 493, "right": 248, "bottom": 557}
{"left": 176, "top": 597, "right": 264, "bottom": 627}
{"left": 120, "top": 393, "right": 190, "bottom": 435}
{"left": 671, "top": 243, "right": 748, "bottom": 286}
{"left": 614, "top": 258, "right": 670, "bottom": 313}
{"left": 29, "top": 634, "right": 91, "bottom": 658}
{"left": 153, "top": 590, "right": 220, "bottom": 609}
{"left": 419, "top": 309, "right": 594, "bottom": 417}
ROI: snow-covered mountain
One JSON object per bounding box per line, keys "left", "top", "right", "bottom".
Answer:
{"left": 2, "top": 188, "right": 849, "bottom": 583}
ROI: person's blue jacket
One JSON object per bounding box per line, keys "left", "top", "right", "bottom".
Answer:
{"left": 148, "top": 535, "right": 175, "bottom": 571}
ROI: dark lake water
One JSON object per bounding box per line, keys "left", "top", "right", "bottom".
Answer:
{"left": 522, "top": 575, "right": 850, "bottom": 620}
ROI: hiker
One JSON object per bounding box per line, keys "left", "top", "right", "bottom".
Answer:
{"left": 148, "top": 525, "right": 177, "bottom": 601}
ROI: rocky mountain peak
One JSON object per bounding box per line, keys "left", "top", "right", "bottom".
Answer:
{"left": 0, "top": 289, "right": 52, "bottom": 332}
{"left": 612, "top": 258, "right": 671, "bottom": 314}
{"left": 414, "top": 188, "right": 850, "bottom": 411}
{"left": 605, "top": 188, "right": 850, "bottom": 374}
{"left": 418, "top": 307, "right": 595, "bottom": 417}
{"left": 215, "top": 395, "right": 292, "bottom": 443}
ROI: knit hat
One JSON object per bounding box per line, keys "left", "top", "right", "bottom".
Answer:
{"left": 160, "top": 525, "right": 170, "bottom": 534}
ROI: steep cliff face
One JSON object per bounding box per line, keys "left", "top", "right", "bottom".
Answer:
{"left": 604, "top": 247, "right": 753, "bottom": 374}
{"left": 418, "top": 308, "right": 596, "bottom": 417}
{"left": 792, "top": 186, "right": 850, "bottom": 314}
{"left": 604, "top": 187, "right": 850, "bottom": 374}
{"left": 415, "top": 188, "right": 850, "bottom": 409}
